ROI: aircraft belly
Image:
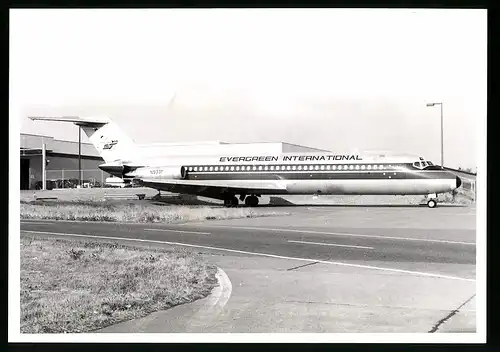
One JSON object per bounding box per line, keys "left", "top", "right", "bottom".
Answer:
{"left": 143, "top": 178, "right": 456, "bottom": 196}
{"left": 286, "top": 179, "right": 456, "bottom": 195}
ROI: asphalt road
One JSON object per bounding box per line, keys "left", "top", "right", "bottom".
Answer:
{"left": 20, "top": 205, "right": 476, "bottom": 277}
{"left": 19, "top": 204, "right": 478, "bottom": 334}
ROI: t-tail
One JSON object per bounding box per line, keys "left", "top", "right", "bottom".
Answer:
{"left": 28, "top": 115, "right": 137, "bottom": 164}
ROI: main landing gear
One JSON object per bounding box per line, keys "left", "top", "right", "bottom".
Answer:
{"left": 426, "top": 193, "right": 438, "bottom": 208}
{"left": 245, "top": 195, "right": 259, "bottom": 207}
{"left": 223, "top": 194, "right": 260, "bottom": 207}
{"left": 223, "top": 196, "right": 239, "bottom": 208}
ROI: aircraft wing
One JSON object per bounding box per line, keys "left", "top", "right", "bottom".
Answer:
{"left": 138, "top": 178, "right": 287, "bottom": 199}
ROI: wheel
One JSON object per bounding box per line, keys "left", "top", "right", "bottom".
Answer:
{"left": 427, "top": 199, "right": 437, "bottom": 208}
{"left": 245, "top": 195, "right": 259, "bottom": 207}
{"left": 230, "top": 196, "right": 239, "bottom": 207}
{"left": 224, "top": 196, "right": 239, "bottom": 207}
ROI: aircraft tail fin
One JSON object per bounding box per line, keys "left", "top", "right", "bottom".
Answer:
{"left": 28, "top": 115, "right": 136, "bottom": 163}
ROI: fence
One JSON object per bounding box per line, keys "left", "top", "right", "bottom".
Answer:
{"left": 460, "top": 177, "right": 476, "bottom": 202}
{"left": 43, "top": 169, "right": 112, "bottom": 189}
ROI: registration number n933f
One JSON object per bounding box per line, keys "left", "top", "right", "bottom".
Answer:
{"left": 149, "top": 169, "right": 163, "bottom": 175}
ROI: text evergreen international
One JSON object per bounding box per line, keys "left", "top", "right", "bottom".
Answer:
{"left": 219, "top": 155, "right": 363, "bottom": 162}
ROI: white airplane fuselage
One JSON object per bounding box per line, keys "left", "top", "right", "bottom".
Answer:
{"left": 100, "top": 152, "right": 461, "bottom": 196}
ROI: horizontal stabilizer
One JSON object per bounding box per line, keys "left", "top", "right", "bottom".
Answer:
{"left": 29, "top": 115, "right": 136, "bottom": 163}
{"left": 28, "top": 115, "right": 110, "bottom": 127}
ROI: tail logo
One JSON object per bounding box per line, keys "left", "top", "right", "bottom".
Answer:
{"left": 103, "top": 140, "right": 118, "bottom": 150}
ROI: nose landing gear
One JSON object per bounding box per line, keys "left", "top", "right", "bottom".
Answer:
{"left": 427, "top": 199, "right": 437, "bottom": 208}
{"left": 426, "top": 193, "right": 438, "bottom": 208}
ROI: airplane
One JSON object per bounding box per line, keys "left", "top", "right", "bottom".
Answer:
{"left": 28, "top": 115, "right": 462, "bottom": 208}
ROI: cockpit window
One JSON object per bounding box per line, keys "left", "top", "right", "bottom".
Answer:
{"left": 413, "top": 160, "right": 440, "bottom": 169}
{"left": 420, "top": 161, "right": 443, "bottom": 170}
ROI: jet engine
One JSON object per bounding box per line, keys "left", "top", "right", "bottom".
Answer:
{"left": 125, "top": 166, "right": 187, "bottom": 180}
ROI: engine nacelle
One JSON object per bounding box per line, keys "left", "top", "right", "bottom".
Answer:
{"left": 99, "top": 163, "right": 137, "bottom": 177}
{"left": 125, "top": 166, "right": 187, "bottom": 180}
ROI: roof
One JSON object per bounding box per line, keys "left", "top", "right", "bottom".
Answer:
{"left": 20, "top": 133, "right": 101, "bottom": 158}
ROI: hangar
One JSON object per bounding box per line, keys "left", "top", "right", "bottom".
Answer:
{"left": 20, "top": 133, "right": 329, "bottom": 190}
{"left": 20, "top": 133, "right": 106, "bottom": 190}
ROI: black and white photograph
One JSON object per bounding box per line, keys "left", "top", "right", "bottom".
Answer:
{"left": 9, "top": 8, "right": 486, "bottom": 343}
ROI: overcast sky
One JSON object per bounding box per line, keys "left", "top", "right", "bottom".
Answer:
{"left": 11, "top": 9, "right": 486, "bottom": 170}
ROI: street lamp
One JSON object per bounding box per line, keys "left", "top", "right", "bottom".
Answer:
{"left": 78, "top": 126, "right": 81, "bottom": 187}
{"left": 426, "top": 102, "right": 444, "bottom": 168}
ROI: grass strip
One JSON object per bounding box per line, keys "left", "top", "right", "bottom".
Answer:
{"left": 21, "top": 235, "right": 217, "bottom": 333}
{"left": 20, "top": 201, "right": 288, "bottom": 223}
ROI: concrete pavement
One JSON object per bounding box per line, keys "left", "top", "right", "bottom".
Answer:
{"left": 20, "top": 204, "right": 477, "bottom": 333}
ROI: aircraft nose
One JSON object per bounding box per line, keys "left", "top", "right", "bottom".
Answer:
{"left": 456, "top": 176, "right": 462, "bottom": 189}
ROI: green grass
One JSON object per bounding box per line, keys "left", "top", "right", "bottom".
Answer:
{"left": 20, "top": 236, "right": 218, "bottom": 333}
{"left": 20, "top": 201, "right": 288, "bottom": 223}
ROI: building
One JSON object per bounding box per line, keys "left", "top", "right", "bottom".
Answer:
{"left": 20, "top": 133, "right": 106, "bottom": 190}
{"left": 20, "top": 133, "right": 330, "bottom": 190}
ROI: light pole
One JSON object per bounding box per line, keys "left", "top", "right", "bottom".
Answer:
{"left": 78, "top": 126, "right": 82, "bottom": 187}
{"left": 426, "top": 102, "right": 444, "bottom": 168}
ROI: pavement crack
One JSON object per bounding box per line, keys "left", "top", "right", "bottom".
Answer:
{"left": 428, "top": 294, "right": 476, "bottom": 333}
{"left": 287, "top": 261, "right": 319, "bottom": 271}
{"left": 284, "top": 300, "right": 460, "bottom": 312}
